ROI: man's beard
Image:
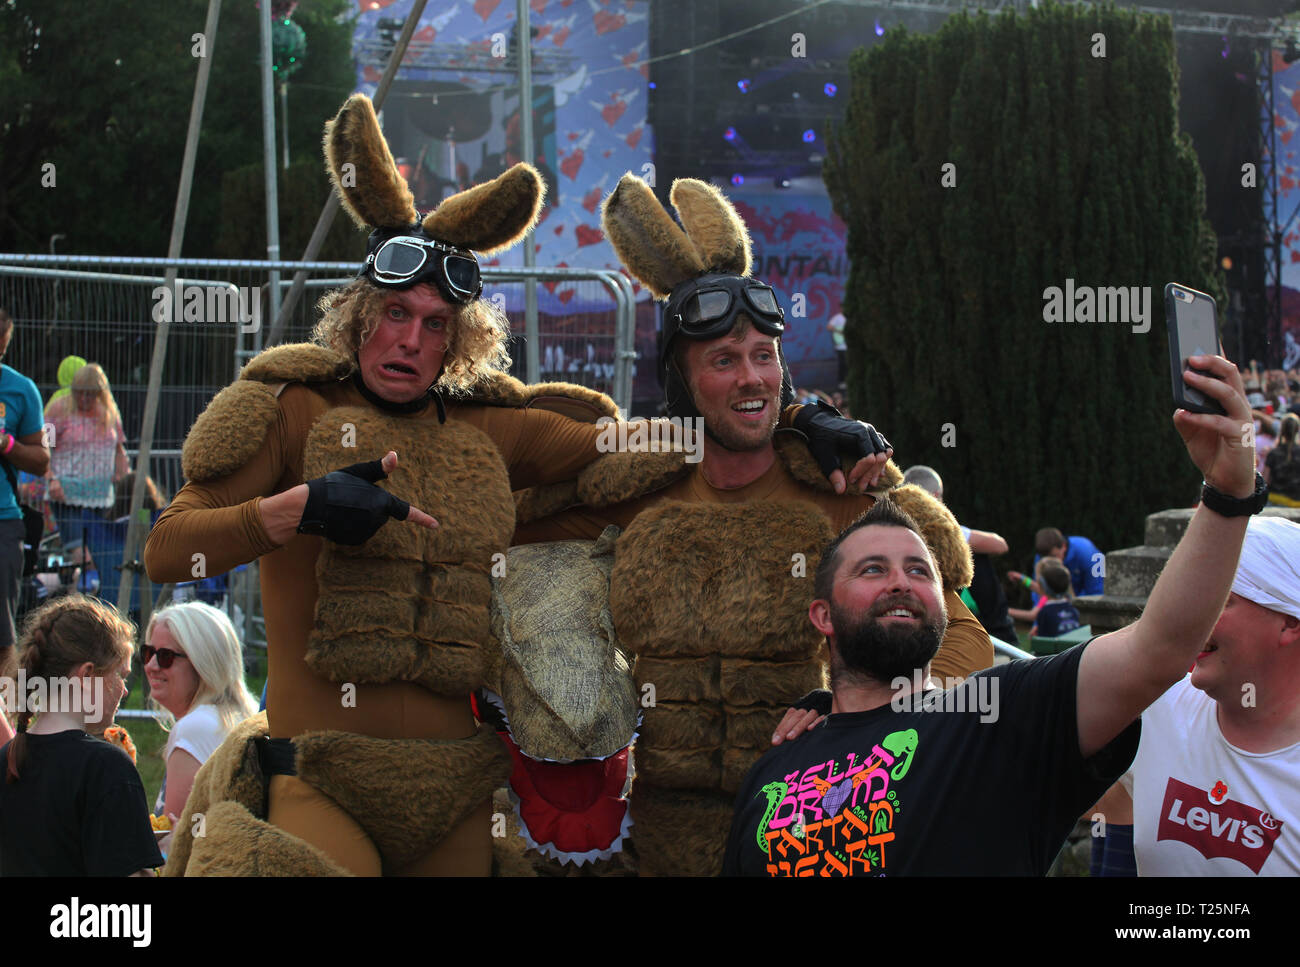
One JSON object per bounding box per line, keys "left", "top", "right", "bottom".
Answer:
{"left": 829, "top": 595, "right": 947, "bottom": 687}
{"left": 691, "top": 384, "right": 780, "bottom": 452}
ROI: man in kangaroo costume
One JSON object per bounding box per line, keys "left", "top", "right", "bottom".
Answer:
{"left": 509, "top": 174, "right": 993, "bottom": 876}
{"left": 146, "top": 97, "right": 893, "bottom": 877}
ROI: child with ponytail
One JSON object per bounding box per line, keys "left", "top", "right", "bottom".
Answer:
{"left": 0, "top": 594, "right": 162, "bottom": 875}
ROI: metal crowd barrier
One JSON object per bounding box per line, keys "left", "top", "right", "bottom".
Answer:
{"left": 0, "top": 254, "right": 636, "bottom": 415}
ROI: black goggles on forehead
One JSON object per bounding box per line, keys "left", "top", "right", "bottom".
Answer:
{"left": 668, "top": 275, "right": 786, "bottom": 339}
{"left": 360, "top": 234, "right": 483, "bottom": 304}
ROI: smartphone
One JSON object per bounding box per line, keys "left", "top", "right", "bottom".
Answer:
{"left": 1165, "top": 283, "right": 1226, "bottom": 416}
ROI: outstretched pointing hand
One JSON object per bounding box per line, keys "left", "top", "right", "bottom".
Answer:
{"left": 295, "top": 450, "right": 438, "bottom": 545}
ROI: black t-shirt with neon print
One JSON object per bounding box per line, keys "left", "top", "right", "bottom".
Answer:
{"left": 722, "top": 642, "right": 1139, "bottom": 876}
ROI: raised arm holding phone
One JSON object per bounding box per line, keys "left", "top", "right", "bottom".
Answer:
{"left": 1074, "top": 354, "right": 1259, "bottom": 757}
{"left": 730, "top": 351, "right": 1261, "bottom": 876}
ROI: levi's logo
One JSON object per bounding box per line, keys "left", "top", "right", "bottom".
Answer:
{"left": 1157, "top": 777, "right": 1282, "bottom": 873}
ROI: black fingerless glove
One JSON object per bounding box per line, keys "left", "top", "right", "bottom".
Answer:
{"left": 296, "top": 459, "right": 411, "bottom": 546}
{"left": 793, "top": 688, "right": 832, "bottom": 715}
{"left": 792, "top": 400, "right": 892, "bottom": 481}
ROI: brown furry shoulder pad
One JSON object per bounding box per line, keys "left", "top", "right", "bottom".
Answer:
{"left": 773, "top": 430, "right": 903, "bottom": 493}
{"left": 467, "top": 374, "right": 619, "bottom": 422}
{"left": 887, "top": 483, "right": 974, "bottom": 591}
{"left": 184, "top": 344, "right": 352, "bottom": 483}
{"left": 239, "top": 342, "right": 353, "bottom": 384}
{"left": 182, "top": 381, "right": 280, "bottom": 483}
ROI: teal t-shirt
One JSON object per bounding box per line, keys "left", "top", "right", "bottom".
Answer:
{"left": 0, "top": 364, "right": 45, "bottom": 520}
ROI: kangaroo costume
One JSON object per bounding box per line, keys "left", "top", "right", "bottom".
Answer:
{"left": 507, "top": 174, "right": 991, "bottom": 875}
{"left": 146, "top": 95, "right": 634, "bottom": 876}
{"left": 148, "top": 99, "right": 880, "bottom": 876}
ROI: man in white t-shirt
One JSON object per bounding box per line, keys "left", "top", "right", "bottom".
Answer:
{"left": 1129, "top": 515, "right": 1300, "bottom": 875}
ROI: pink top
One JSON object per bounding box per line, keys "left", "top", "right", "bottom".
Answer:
{"left": 46, "top": 401, "right": 126, "bottom": 508}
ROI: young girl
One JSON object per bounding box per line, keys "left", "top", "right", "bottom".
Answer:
{"left": 0, "top": 595, "right": 162, "bottom": 876}
{"left": 1032, "top": 557, "right": 1082, "bottom": 638}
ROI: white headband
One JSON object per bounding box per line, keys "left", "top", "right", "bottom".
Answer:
{"left": 1230, "top": 516, "right": 1300, "bottom": 622}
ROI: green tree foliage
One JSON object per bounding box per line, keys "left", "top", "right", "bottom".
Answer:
{"left": 824, "top": 2, "right": 1223, "bottom": 558}
{"left": 0, "top": 0, "right": 358, "bottom": 257}
{"left": 214, "top": 159, "right": 364, "bottom": 263}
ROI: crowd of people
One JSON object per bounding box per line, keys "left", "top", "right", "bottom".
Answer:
{"left": 1247, "top": 361, "right": 1300, "bottom": 506}
{"left": 1, "top": 338, "right": 172, "bottom": 624}
{"left": 0, "top": 94, "right": 1297, "bottom": 881}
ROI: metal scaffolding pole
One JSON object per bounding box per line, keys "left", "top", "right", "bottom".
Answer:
{"left": 264, "top": 0, "right": 430, "bottom": 347}
{"left": 260, "top": 0, "right": 282, "bottom": 347}
{"left": 117, "top": 0, "right": 223, "bottom": 617}
{"left": 517, "top": 0, "right": 540, "bottom": 384}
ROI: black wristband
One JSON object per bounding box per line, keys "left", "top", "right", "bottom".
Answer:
{"left": 1200, "top": 471, "right": 1268, "bottom": 518}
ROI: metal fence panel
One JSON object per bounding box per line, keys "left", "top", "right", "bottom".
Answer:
{"left": 0, "top": 254, "right": 633, "bottom": 640}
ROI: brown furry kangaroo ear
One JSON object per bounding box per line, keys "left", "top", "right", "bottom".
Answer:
{"left": 669, "top": 179, "right": 751, "bottom": 277}
{"left": 601, "top": 173, "right": 705, "bottom": 298}
{"left": 421, "top": 163, "right": 545, "bottom": 255}
{"left": 323, "top": 94, "right": 419, "bottom": 230}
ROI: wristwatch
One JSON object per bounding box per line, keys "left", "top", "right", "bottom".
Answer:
{"left": 1200, "top": 471, "right": 1268, "bottom": 518}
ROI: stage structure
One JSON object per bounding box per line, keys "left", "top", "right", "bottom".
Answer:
{"left": 650, "top": 0, "right": 1296, "bottom": 388}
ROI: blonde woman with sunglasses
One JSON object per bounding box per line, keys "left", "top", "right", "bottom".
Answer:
{"left": 144, "top": 602, "right": 258, "bottom": 828}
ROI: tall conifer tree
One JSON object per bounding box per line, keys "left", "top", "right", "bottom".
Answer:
{"left": 825, "top": 2, "right": 1222, "bottom": 559}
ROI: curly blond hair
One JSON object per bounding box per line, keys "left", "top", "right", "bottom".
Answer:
{"left": 312, "top": 279, "right": 511, "bottom": 396}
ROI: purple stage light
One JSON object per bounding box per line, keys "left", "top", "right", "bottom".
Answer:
{"left": 875, "top": 21, "right": 884, "bottom": 37}
{"left": 802, "top": 129, "right": 816, "bottom": 143}
{"left": 824, "top": 83, "right": 837, "bottom": 97}
{"left": 731, "top": 173, "right": 744, "bottom": 186}
{"left": 723, "top": 126, "right": 736, "bottom": 141}
{"left": 737, "top": 78, "right": 751, "bottom": 93}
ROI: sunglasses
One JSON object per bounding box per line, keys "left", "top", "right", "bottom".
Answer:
{"left": 670, "top": 275, "right": 785, "bottom": 340}
{"left": 141, "top": 644, "right": 189, "bottom": 669}
{"left": 361, "top": 235, "right": 483, "bottom": 304}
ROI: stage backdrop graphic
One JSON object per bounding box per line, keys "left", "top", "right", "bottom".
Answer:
{"left": 733, "top": 190, "right": 849, "bottom": 392}
{"left": 1269, "top": 48, "right": 1300, "bottom": 370}
{"left": 351, "top": 0, "right": 654, "bottom": 393}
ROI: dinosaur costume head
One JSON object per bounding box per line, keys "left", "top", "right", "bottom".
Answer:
{"left": 315, "top": 93, "right": 546, "bottom": 397}
{"left": 600, "top": 174, "right": 795, "bottom": 427}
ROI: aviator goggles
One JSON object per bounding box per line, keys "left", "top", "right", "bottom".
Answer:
{"left": 360, "top": 231, "right": 483, "bottom": 304}
{"left": 665, "top": 274, "right": 786, "bottom": 341}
